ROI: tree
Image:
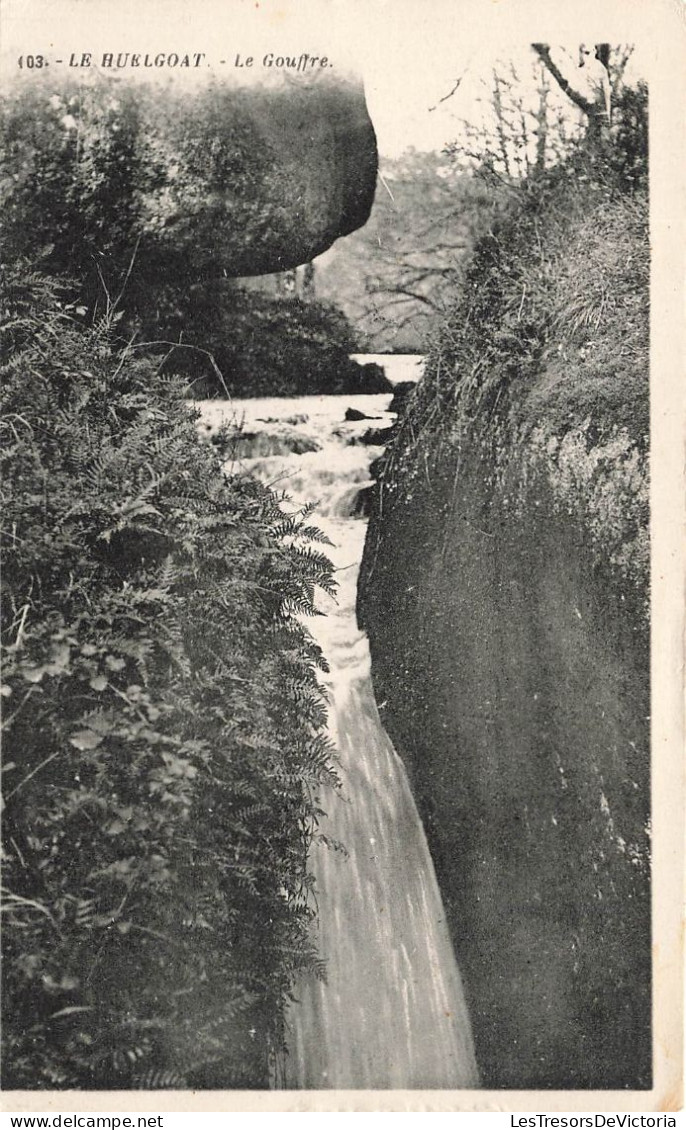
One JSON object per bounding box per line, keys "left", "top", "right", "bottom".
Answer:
{"left": 532, "top": 44, "right": 612, "bottom": 140}
{"left": 316, "top": 151, "right": 503, "bottom": 350}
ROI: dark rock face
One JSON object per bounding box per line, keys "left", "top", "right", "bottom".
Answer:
{"left": 359, "top": 423, "right": 650, "bottom": 1090}
{"left": 357, "top": 362, "right": 392, "bottom": 393}
{"left": 388, "top": 380, "right": 416, "bottom": 415}
{"left": 358, "top": 425, "right": 396, "bottom": 445}
{"left": 351, "top": 485, "right": 373, "bottom": 518}
{"left": 217, "top": 77, "right": 378, "bottom": 276}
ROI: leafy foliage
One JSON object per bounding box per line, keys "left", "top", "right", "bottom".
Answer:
{"left": 380, "top": 128, "right": 649, "bottom": 472}
{"left": 315, "top": 49, "right": 647, "bottom": 357}
{"left": 1, "top": 268, "right": 338, "bottom": 1089}
{"left": 0, "top": 78, "right": 276, "bottom": 298}
{"left": 136, "top": 283, "right": 391, "bottom": 398}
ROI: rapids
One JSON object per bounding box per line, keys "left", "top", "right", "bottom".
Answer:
{"left": 198, "top": 366, "right": 479, "bottom": 1090}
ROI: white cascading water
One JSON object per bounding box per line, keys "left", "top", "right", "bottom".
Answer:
{"left": 198, "top": 365, "right": 479, "bottom": 1090}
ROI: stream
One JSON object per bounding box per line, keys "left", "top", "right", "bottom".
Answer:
{"left": 198, "top": 356, "right": 479, "bottom": 1090}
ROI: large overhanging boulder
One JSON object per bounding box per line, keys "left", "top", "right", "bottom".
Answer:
{"left": 1, "top": 67, "right": 378, "bottom": 285}
{"left": 137, "top": 72, "right": 379, "bottom": 277}
{"left": 216, "top": 75, "right": 379, "bottom": 275}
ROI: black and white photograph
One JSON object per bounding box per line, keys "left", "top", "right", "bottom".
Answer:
{"left": 0, "top": 0, "right": 682, "bottom": 1113}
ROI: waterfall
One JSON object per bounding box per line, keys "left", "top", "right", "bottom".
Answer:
{"left": 198, "top": 380, "right": 479, "bottom": 1090}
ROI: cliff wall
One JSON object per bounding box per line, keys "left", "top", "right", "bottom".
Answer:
{"left": 358, "top": 175, "right": 651, "bottom": 1089}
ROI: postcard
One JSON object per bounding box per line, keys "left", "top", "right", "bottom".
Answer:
{"left": 0, "top": 0, "right": 683, "bottom": 1114}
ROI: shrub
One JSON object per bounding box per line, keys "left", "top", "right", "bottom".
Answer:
{"left": 140, "top": 284, "right": 391, "bottom": 398}
{"left": 380, "top": 142, "right": 649, "bottom": 459}
{"left": 1, "top": 268, "right": 337, "bottom": 1089}
{"left": 0, "top": 78, "right": 276, "bottom": 297}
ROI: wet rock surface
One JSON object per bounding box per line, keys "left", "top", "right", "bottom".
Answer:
{"left": 387, "top": 380, "right": 416, "bottom": 415}
{"left": 359, "top": 413, "right": 650, "bottom": 1089}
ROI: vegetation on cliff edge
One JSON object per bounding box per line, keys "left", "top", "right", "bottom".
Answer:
{"left": 1, "top": 268, "right": 338, "bottom": 1089}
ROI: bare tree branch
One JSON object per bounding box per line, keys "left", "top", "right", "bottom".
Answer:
{"left": 531, "top": 43, "right": 599, "bottom": 118}
{"left": 609, "top": 45, "right": 634, "bottom": 92}
{"left": 367, "top": 286, "right": 442, "bottom": 312}
{"left": 429, "top": 74, "right": 464, "bottom": 112}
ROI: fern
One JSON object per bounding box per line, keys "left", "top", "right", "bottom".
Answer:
{"left": 1, "top": 269, "right": 339, "bottom": 1090}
